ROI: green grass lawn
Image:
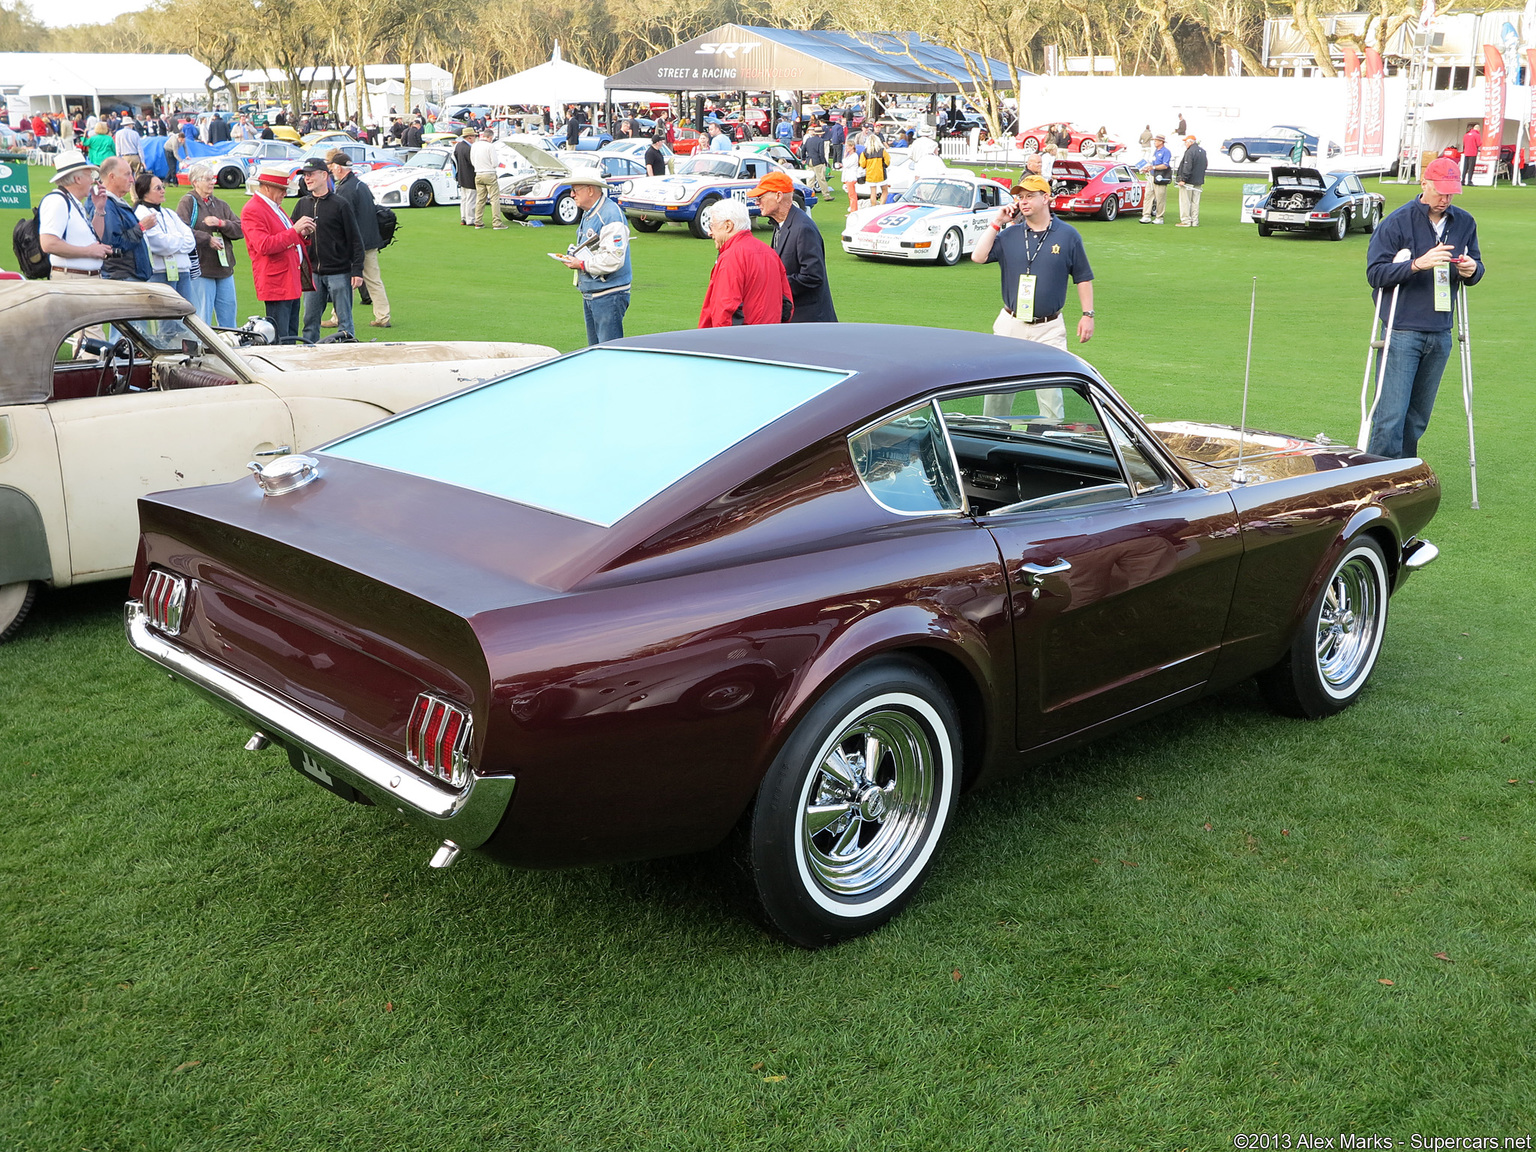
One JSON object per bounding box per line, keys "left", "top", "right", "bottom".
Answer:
{"left": 3, "top": 169, "right": 1535, "bottom": 1150}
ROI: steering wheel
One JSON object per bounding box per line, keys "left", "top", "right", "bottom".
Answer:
{"left": 95, "top": 337, "right": 137, "bottom": 396}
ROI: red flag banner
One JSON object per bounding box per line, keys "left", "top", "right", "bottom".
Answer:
{"left": 1528, "top": 50, "right": 1536, "bottom": 175}
{"left": 1476, "top": 44, "right": 1506, "bottom": 185}
{"left": 1343, "top": 44, "right": 1361, "bottom": 155}
{"left": 1362, "top": 48, "right": 1385, "bottom": 154}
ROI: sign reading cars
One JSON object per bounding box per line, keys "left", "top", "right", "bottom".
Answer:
{"left": 0, "top": 163, "right": 30, "bottom": 211}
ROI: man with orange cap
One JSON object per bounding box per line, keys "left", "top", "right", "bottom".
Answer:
{"left": 1363, "top": 155, "right": 1483, "bottom": 459}
{"left": 750, "top": 170, "right": 837, "bottom": 323}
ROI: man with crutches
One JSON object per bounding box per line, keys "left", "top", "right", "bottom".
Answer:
{"left": 1360, "top": 156, "right": 1483, "bottom": 462}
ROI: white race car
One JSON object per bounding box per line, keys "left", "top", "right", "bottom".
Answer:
{"left": 358, "top": 135, "right": 560, "bottom": 209}
{"left": 840, "top": 173, "right": 1010, "bottom": 266}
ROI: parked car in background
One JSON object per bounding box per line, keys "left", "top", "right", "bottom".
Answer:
{"left": 548, "top": 123, "right": 614, "bottom": 151}
{"left": 616, "top": 151, "right": 817, "bottom": 238}
{"left": 358, "top": 139, "right": 555, "bottom": 210}
{"left": 1252, "top": 166, "right": 1386, "bottom": 240}
{"left": 278, "top": 141, "right": 401, "bottom": 196}
{"left": 1221, "top": 125, "right": 1341, "bottom": 164}
{"left": 499, "top": 145, "right": 646, "bottom": 224}
{"left": 842, "top": 173, "right": 1008, "bottom": 264}
{"left": 125, "top": 325, "right": 1440, "bottom": 947}
{"left": 601, "top": 137, "right": 675, "bottom": 172}
{"left": 1048, "top": 159, "right": 1146, "bottom": 221}
{"left": 0, "top": 280, "right": 556, "bottom": 642}
{"left": 1015, "top": 123, "right": 1124, "bottom": 158}
{"left": 213, "top": 139, "right": 303, "bottom": 189}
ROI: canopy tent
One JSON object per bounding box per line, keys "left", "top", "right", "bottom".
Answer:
{"left": 449, "top": 45, "right": 607, "bottom": 108}
{"left": 1415, "top": 83, "right": 1530, "bottom": 158}
{"left": 1, "top": 52, "right": 212, "bottom": 118}
{"left": 604, "top": 25, "right": 1021, "bottom": 95}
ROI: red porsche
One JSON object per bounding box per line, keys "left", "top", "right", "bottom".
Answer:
{"left": 1049, "top": 159, "right": 1146, "bottom": 221}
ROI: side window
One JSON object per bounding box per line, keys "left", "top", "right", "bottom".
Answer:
{"left": 741, "top": 160, "right": 760, "bottom": 179}
{"left": 849, "top": 402, "right": 964, "bottom": 515}
{"left": 1099, "top": 405, "right": 1173, "bottom": 496}
{"left": 978, "top": 185, "right": 999, "bottom": 209}
{"left": 936, "top": 385, "right": 1133, "bottom": 514}
{"left": 1344, "top": 175, "right": 1364, "bottom": 194}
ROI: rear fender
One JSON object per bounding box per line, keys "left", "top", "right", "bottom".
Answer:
{"left": 0, "top": 486, "right": 52, "bottom": 586}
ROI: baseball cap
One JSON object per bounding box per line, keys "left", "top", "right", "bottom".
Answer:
{"left": 326, "top": 150, "right": 351, "bottom": 166}
{"left": 747, "top": 170, "right": 794, "bottom": 197}
{"left": 1422, "top": 155, "right": 1462, "bottom": 194}
{"left": 1184, "top": 134, "right": 1196, "bottom": 143}
{"left": 299, "top": 157, "right": 329, "bottom": 174}
{"left": 1014, "top": 174, "right": 1051, "bottom": 194}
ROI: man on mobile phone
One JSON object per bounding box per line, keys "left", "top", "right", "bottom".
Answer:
{"left": 1363, "top": 156, "right": 1483, "bottom": 459}
{"left": 970, "top": 174, "right": 1094, "bottom": 421}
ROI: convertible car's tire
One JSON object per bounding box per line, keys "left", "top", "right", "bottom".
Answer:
{"left": 632, "top": 217, "right": 663, "bottom": 232}
{"left": 746, "top": 658, "right": 961, "bottom": 948}
{"left": 690, "top": 196, "right": 720, "bottom": 239}
{"left": 409, "top": 181, "right": 434, "bottom": 209}
{"left": 1098, "top": 194, "right": 1119, "bottom": 221}
{"left": 1228, "top": 144, "right": 1249, "bottom": 163}
{"left": 1331, "top": 212, "right": 1349, "bottom": 241}
{"left": 217, "top": 166, "right": 242, "bottom": 190}
{"left": 936, "top": 228, "right": 962, "bottom": 266}
{"left": 1258, "top": 536, "right": 1390, "bottom": 719}
{"left": 0, "top": 580, "right": 38, "bottom": 644}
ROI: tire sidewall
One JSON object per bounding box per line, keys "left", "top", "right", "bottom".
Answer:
{"left": 750, "top": 660, "right": 959, "bottom": 945}
{"left": 1296, "top": 537, "right": 1390, "bottom": 712}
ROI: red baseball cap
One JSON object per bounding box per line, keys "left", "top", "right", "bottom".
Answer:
{"left": 747, "top": 170, "right": 794, "bottom": 197}
{"left": 1422, "top": 156, "right": 1462, "bottom": 194}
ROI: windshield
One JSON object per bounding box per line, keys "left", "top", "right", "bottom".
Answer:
{"left": 323, "top": 349, "right": 852, "bottom": 527}
{"left": 117, "top": 317, "right": 201, "bottom": 351}
{"left": 906, "top": 179, "right": 974, "bottom": 208}
{"left": 405, "top": 151, "right": 445, "bottom": 168}
{"left": 680, "top": 155, "right": 736, "bottom": 177}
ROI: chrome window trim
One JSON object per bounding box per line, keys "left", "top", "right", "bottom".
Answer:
{"left": 847, "top": 401, "right": 969, "bottom": 520}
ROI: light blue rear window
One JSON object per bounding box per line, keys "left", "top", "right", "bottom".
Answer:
{"left": 323, "top": 348, "right": 851, "bottom": 527}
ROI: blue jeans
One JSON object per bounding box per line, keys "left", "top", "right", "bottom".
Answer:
{"left": 582, "top": 290, "right": 629, "bottom": 345}
{"left": 303, "top": 273, "right": 354, "bottom": 343}
{"left": 150, "top": 268, "right": 198, "bottom": 307}
{"left": 196, "top": 276, "right": 238, "bottom": 328}
{"left": 1367, "top": 328, "right": 1452, "bottom": 459}
{"left": 264, "top": 298, "right": 300, "bottom": 345}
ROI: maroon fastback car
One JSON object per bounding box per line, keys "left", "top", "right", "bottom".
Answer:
{"left": 126, "top": 326, "right": 1440, "bottom": 947}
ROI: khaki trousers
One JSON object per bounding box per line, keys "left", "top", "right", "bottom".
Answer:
{"left": 459, "top": 188, "right": 475, "bottom": 224}
{"left": 1141, "top": 181, "right": 1167, "bottom": 222}
{"left": 361, "top": 248, "right": 389, "bottom": 322}
{"left": 474, "top": 173, "right": 503, "bottom": 228}
{"left": 1178, "top": 184, "right": 1202, "bottom": 226}
{"left": 984, "top": 310, "right": 1068, "bottom": 422}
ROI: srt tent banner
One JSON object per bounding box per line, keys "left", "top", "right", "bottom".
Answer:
{"left": 1474, "top": 44, "right": 1506, "bottom": 185}
{"left": 1343, "top": 44, "right": 1361, "bottom": 155}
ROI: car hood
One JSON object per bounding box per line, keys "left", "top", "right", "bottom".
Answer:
{"left": 360, "top": 166, "right": 421, "bottom": 188}
{"left": 503, "top": 140, "right": 573, "bottom": 174}
{"left": 1147, "top": 421, "right": 1371, "bottom": 491}
{"left": 847, "top": 202, "right": 957, "bottom": 235}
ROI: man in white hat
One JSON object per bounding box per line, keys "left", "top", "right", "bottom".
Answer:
{"left": 553, "top": 170, "right": 632, "bottom": 344}
{"left": 39, "top": 151, "right": 113, "bottom": 278}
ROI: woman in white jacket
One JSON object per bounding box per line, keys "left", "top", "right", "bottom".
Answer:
{"left": 133, "top": 171, "right": 200, "bottom": 305}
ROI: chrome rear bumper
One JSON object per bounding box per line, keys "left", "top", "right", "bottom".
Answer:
{"left": 124, "top": 600, "right": 514, "bottom": 850}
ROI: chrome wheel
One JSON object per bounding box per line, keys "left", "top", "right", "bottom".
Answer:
{"left": 554, "top": 192, "right": 580, "bottom": 225}
{"left": 1079, "top": 139, "right": 1096, "bottom": 158}
{"left": 1019, "top": 136, "right": 1040, "bottom": 155}
{"left": 1259, "top": 537, "right": 1389, "bottom": 718}
{"left": 799, "top": 706, "right": 940, "bottom": 898}
{"left": 1315, "top": 552, "right": 1383, "bottom": 696}
{"left": 748, "top": 659, "right": 959, "bottom": 947}
{"left": 937, "top": 228, "right": 962, "bottom": 265}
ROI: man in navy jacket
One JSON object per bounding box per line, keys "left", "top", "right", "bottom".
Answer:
{"left": 1364, "top": 156, "right": 1484, "bottom": 459}
{"left": 751, "top": 171, "right": 837, "bottom": 323}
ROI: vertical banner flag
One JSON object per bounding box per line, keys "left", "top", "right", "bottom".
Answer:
{"left": 1343, "top": 44, "right": 1362, "bottom": 155}
{"left": 1528, "top": 50, "right": 1536, "bottom": 173}
{"left": 1475, "top": 44, "right": 1506, "bottom": 184}
{"left": 1362, "top": 48, "right": 1385, "bottom": 154}
{"left": 1418, "top": 0, "right": 1436, "bottom": 34}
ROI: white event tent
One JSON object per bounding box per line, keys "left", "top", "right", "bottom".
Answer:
{"left": 448, "top": 45, "right": 607, "bottom": 108}
{"left": 1, "top": 52, "right": 212, "bottom": 119}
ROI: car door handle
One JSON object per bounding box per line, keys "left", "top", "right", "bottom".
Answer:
{"left": 1020, "top": 558, "right": 1072, "bottom": 585}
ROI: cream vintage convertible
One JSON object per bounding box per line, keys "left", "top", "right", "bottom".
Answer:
{"left": 0, "top": 280, "right": 556, "bottom": 641}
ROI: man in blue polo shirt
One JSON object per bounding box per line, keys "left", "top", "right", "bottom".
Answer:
{"left": 971, "top": 173, "right": 1095, "bottom": 419}
{"left": 1363, "top": 155, "right": 1483, "bottom": 459}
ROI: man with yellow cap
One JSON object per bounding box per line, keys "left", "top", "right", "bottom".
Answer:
{"left": 971, "top": 173, "right": 1095, "bottom": 419}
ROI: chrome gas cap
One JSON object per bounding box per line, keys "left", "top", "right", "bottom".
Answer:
{"left": 248, "top": 454, "right": 320, "bottom": 496}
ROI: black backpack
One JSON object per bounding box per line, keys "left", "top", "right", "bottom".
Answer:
{"left": 375, "top": 205, "right": 399, "bottom": 250}
{"left": 11, "top": 190, "right": 65, "bottom": 280}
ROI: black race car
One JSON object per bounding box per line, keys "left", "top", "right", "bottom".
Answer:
{"left": 1253, "top": 167, "right": 1387, "bottom": 241}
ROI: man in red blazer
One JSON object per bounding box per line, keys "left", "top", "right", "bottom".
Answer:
{"left": 241, "top": 162, "right": 315, "bottom": 344}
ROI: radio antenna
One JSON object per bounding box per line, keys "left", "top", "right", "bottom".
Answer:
{"left": 1232, "top": 277, "right": 1257, "bottom": 486}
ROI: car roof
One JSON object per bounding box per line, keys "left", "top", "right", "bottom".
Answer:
{"left": 0, "top": 280, "right": 192, "bottom": 405}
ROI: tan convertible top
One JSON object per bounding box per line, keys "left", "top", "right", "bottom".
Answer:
{"left": 0, "top": 280, "right": 192, "bottom": 405}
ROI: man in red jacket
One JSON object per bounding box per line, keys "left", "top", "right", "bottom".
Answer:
{"left": 698, "top": 197, "right": 792, "bottom": 327}
{"left": 241, "top": 162, "right": 314, "bottom": 343}
{"left": 1461, "top": 123, "right": 1481, "bottom": 184}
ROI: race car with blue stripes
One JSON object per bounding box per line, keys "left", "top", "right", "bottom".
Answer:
{"left": 840, "top": 174, "right": 1012, "bottom": 266}
{"left": 615, "top": 152, "right": 818, "bottom": 239}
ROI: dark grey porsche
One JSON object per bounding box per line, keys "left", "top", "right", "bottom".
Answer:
{"left": 1254, "top": 167, "right": 1387, "bottom": 241}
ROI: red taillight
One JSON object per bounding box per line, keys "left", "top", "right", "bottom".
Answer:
{"left": 406, "top": 693, "right": 473, "bottom": 787}
{"left": 142, "top": 569, "right": 187, "bottom": 635}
